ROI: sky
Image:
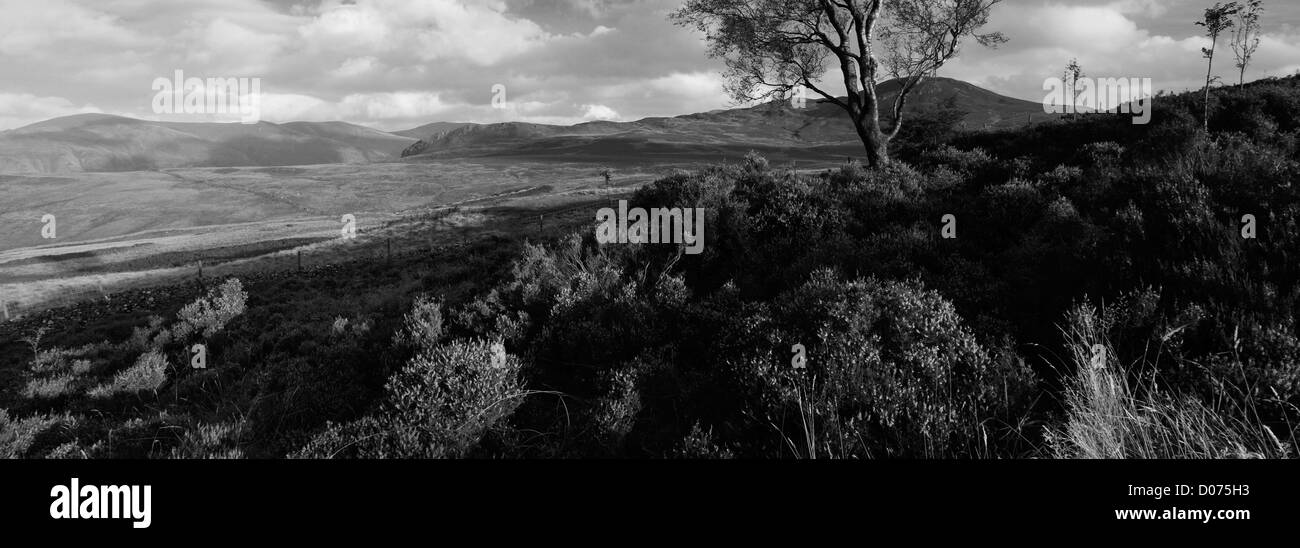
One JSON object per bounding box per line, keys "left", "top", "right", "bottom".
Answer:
{"left": 1, "top": 0, "right": 1298, "bottom": 132}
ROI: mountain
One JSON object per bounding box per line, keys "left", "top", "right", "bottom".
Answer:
{"left": 391, "top": 121, "right": 478, "bottom": 139}
{"left": 400, "top": 77, "right": 1056, "bottom": 163}
{"left": 0, "top": 78, "right": 1052, "bottom": 173}
{"left": 0, "top": 114, "right": 417, "bottom": 174}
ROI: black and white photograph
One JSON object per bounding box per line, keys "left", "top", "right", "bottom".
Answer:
{"left": 0, "top": 0, "right": 1296, "bottom": 535}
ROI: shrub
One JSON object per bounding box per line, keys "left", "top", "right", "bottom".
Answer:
{"left": 0, "top": 410, "right": 75, "bottom": 458}
{"left": 89, "top": 350, "right": 168, "bottom": 399}
{"left": 699, "top": 269, "right": 1035, "bottom": 458}
{"left": 169, "top": 422, "right": 244, "bottom": 459}
{"left": 47, "top": 440, "right": 105, "bottom": 459}
{"left": 1080, "top": 141, "right": 1125, "bottom": 168}
{"left": 920, "top": 145, "right": 994, "bottom": 174}
{"left": 174, "top": 278, "right": 248, "bottom": 340}
{"left": 673, "top": 422, "right": 735, "bottom": 459}
{"left": 128, "top": 315, "right": 167, "bottom": 352}
{"left": 764, "top": 270, "right": 1034, "bottom": 457}
{"left": 31, "top": 347, "right": 71, "bottom": 374}
{"left": 589, "top": 351, "right": 674, "bottom": 453}
{"left": 382, "top": 338, "right": 522, "bottom": 450}
{"left": 391, "top": 294, "right": 443, "bottom": 350}
{"left": 70, "top": 359, "right": 93, "bottom": 376}
{"left": 917, "top": 145, "right": 1001, "bottom": 186}
{"left": 296, "top": 338, "right": 524, "bottom": 458}
{"left": 293, "top": 415, "right": 392, "bottom": 459}
{"left": 331, "top": 316, "right": 350, "bottom": 335}
{"left": 742, "top": 150, "right": 770, "bottom": 173}
{"left": 23, "top": 374, "right": 75, "bottom": 399}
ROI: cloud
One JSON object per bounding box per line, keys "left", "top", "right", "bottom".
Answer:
{"left": 297, "top": 2, "right": 392, "bottom": 53}
{"left": 298, "top": 0, "right": 556, "bottom": 65}
{"left": 581, "top": 104, "right": 619, "bottom": 120}
{"left": 940, "top": 0, "right": 1296, "bottom": 104}
{"left": 1106, "top": 0, "right": 1170, "bottom": 18}
{"left": 186, "top": 18, "right": 289, "bottom": 73}
{"left": 0, "top": 0, "right": 1298, "bottom": 132}
{"left": 0, "top": 93, "right": 101, "bottom": 131}
{"left": 0, "top": 0, "right": 150, "bottom": 56}
{"left": 336, "top": 91, "right": 454, "bottom": 122}
{"left": 331, "top": 57, "right": 383, "bottom": 79}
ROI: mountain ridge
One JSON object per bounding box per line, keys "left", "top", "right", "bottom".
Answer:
{"left": 398, "top": 77, "right": 1056, "bottom": 162}
{"left": 0, "top": 116, "right": 417, "bottom": 174}
{"left": 0, "top": 77, "right": 1054, "bottom": 173}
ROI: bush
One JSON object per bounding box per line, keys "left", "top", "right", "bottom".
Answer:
{"left": 391, "top": 294, "right": 444, "bottom": 350}
{"left": 174, "top": 278, "right": 248, "bottom": 340}
{"left": 0, "top": 410, "right": 76, "bottom": 458}
{"left": 296, "top": 338, "right": 524, "bottom": 458}
{"left": 23, "top": 374, "right": 75, "bottom": 399}
{"left": 88, "top": 350, "right": 168, "bottom": 399}
{"left": 168, "top": 422, "right": 245, "bottom": 459}
{"left": 761, "top": 270, "right": 1034, "bottom": 457}
{"left": 70, "top": 359, "right": 93, "bottom": 376}
{"left": 673, "top": 422, "right": 735, "bottom": 459}
{"left": 385, "top": 338, "right": 522, "bottom": 442}
{"left": 680, "top": 270, "right": 1035, "bottom": 459}
{"left": 128, "top": 315, "right": 167, "bottom": 352}
{"left": 31, "top": 348, "right": 71, "bottom": 374}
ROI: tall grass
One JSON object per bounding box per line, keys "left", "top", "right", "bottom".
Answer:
{"left": 1047, "top": 304, "right": 1291, "bottom": 459}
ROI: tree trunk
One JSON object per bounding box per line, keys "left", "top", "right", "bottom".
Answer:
{"left": 848, "top": 86, "right": 891, "bottom": 167}
{"left": 853, "top": 120, "right": 890, "bottom": 167}
{"left": 1203, "top": 36, "right": 1217, "bottom": 131}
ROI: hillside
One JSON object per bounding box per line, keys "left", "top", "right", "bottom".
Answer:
{"left": 2, "top": 74, "right": 1299, "bottom": 463}
{"left": 0, "top": 114, "right": 417, "bottom": 174}
{"left": 0, "top": 78, "right": 1051, "bottom": 173}
{"left": 391, "top": 121, "right": 478, "bottom": 139}
{"left": 400, "top": 77, "right": 1056, "bottom": 162}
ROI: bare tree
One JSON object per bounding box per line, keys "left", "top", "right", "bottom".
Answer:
{"left": 1196, "top": 2, "right": 1241, "bottom": 130}
{"left": 1230, "top": 0, "right": 1263, "bottom": 87}
{"left": 672, "top": 0, "right": 1005, "bottom": 168}
{"left": 1064, "top": 58, "right": 1084, "bottom": 112}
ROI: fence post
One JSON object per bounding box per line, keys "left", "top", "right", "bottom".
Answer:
{"left": 539, "top": 214, "right": 544, "bottom": 232}
{"left": 1, "top": 297, "right": 9, "bottom": 321}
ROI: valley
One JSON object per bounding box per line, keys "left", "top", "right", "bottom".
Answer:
{"left": 0, "top": 76, "right": 1058, "bottom": 323}
{"left": 0, "top": 157, "right": 725, "bottom": 320}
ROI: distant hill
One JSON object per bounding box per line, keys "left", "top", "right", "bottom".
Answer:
{"left": 392, "top": 121, "right": 478, "bottom": 140}
{"left": 400, "top": 77, "right": 1056, "bottom": 163}
{"left": 0, "top": 78, "right": 1053, "bottom": 173}
{"left": 0, "top": 114, "right": 417, "bottom": 174}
